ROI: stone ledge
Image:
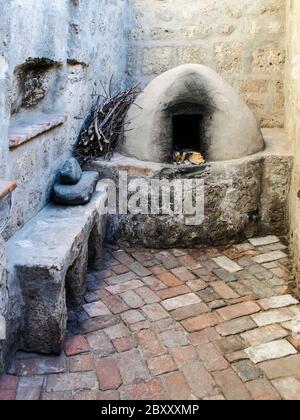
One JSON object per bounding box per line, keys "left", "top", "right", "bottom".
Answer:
{"left": 0, "top": 180, "right": 17, "bottom": 200}
{"left": 8, "top": 113, "right": 67, "bottom": 149}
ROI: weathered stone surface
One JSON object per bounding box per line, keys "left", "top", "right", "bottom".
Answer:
{"left": 105, "top": 280, "right": 143, "bottom": 295}
{"left": 93, "top": 131, "right": 292, "bottom": 249}
{"left": 211, "top": 282, "right": 239, "bottom": 299}
{"left": 258, "top": 295, "right": 298, "bottom": 310}
{"left": 246, "top": 378, "right": 280, "bottom": 400}
{"left": 142, "top": 304, "right": 170, "bottom": 321}
{"left": 161, "top": 293, "right": 201, "bottom": 312}
{"left": 245, "top": 340, "right": 297, "bottom": 364}
{"left": 252, "top": 251, "right": 287, "bottom": 264}
{"left": 53, "top": 172, "right": 99, "bottom": 206}
{"left": 196, "top": 342, "right": 229, "bottom": 372}
{"left": 259, "top": 355, "right": 300, "bottom": 380}
{"left": 60, "top": 158, "right": 82, "bottom": 185}
{"left": 6, "top": 185, "right": 107, "bottom": 354}
{"left": 86, "top": 331, "right": 115, "bottom": 357}
{"left": 249, "top": 236, "right": 280, "bottom": 247}
{"left": 160, "top": 330, "right": 189, "bottom": 348}
{"left": 251, "top": 308, "right": 295, "bottom": 327}
{"left": 216, "top": 317, "right": 256, "bottom": 337}
{"left": 148, "top": 355, "right": 177, "bottom": 376}
{"left": 182, "top": 313, "right": 220, "bottom": 332}
{"left": 3, "top": 238, "right": 299, "bottom": 399}
{"left": 212, "top": 257, "right": 243, "bottom": 273}
{"left": 272, "top": 378, "right": 300, "bottom": 400}
{"left": 217, "top": 301, "right": 261, "bottom": 321}
{"left": 161, "top": 371, "right": 191, "bottom": 400}
{"left": 16, "top": 377, "right": 44, "bottom": 400}
{"left": 213, "top": 368, "right": 252, "bottom": 400}
{"left": 181, "top": 361, "right": 216, "bottom": 399}
{"left": 117, "top": 349, "right": 150, "bottom": 385}
{"left": 241, "top": 325, "right": 288, "bottom": 347}
{"left": 0, "top": 0, "right": 289, "bottom": 374}
{"left": 212, "top": 269, "right": 236, "bottom": 283}
{"left": 96, "top": 358, "right": 122, "bottom": 391}
{"left": 64, "top": 336, "right": 90, "bottom": 357}
{"left": 8, "top": 353, "right": 67, "bottom": 376}
{"left": 232, "top": 360, "right": 263, "bottom": 382}
{"left": 83, "top": 301, "right": 111, "bottom": 318}
{"left": 46, "top": 372, "right": 97, "bottom": 392}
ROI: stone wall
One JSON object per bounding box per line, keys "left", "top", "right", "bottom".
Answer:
{"left": 0, "top": 191, "right": 11, "bottom": 371}
{"left": 128, "top": 0, "right": 286, "bottom": 128}
{"left": 285, "top": 0, "right": 300, "bottom": 289}
{"left": 0, "top": 0, "right": 129, "bottom": 239}
{"left": 0, "top": 0, "right": 129, "bottom": 371}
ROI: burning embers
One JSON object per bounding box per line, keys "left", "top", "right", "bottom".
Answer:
{"left": 173, "top": 151, "right": 206, "bottom": 165}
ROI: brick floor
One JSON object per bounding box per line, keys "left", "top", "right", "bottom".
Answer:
{"left": 2, "top": 237, "right": 300, "bottom": 400}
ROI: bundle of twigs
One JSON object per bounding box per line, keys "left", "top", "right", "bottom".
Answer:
{"left": 75, "top": 80, "right": 140, "bottom": 165}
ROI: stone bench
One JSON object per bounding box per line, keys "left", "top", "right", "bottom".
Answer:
{"left": 6, "top": 182, "right": 108, "bottom": 355}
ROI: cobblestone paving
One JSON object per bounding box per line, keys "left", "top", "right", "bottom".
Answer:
{"left": 1, "top": 236, "right": 300, "bottom": 400}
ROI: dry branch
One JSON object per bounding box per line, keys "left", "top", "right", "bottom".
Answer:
{"left": 75, "top": 81, "right": 140, "bottom": 165}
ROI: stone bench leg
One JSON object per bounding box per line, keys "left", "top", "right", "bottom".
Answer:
{"left": 66, "top": 242, "right": 89, "bottom": 310}
{"left": 88, "top": 223, "right": 104, "bottom": 270}
{"left": 18, "top": 266, "right": 67, "bottom": 355}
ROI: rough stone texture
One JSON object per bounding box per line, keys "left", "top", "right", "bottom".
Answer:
{"left": 285, "top": 0, "right": 300, "bottom": 293}
{"left": 4, "top": 183, "right": 107, "bottom": 356}
{"left": 1, "top": 239, "right": 300, "bottom": 400}
{"left": 122, "top": 64, "right": 264, "bottom": 163}
{"left": 0, "top": 0, "right": 129, "bottom": 371}
{"left": 245, "top": 340, "right": 297, "bottom": 364}
{"left": 128, "top": 0, "right": 286, "bottom": 128}
{"left": 90, "top": 129, "right": 292, "bottom": 248}
{"left": 59, "top": 158, "right": 82, "bottom": 185}
{"left": 0, "top": 195, "right": 11, "bottom": 372}
{"left": 53, "top": 171, "right": 99, "bottom": 205}
{"left": 0, "top": 0, "right": 129, "bottom": 239}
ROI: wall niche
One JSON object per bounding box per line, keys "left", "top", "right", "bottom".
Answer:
{"left": 11, "top": 58, "right": 62, "bottom": 115}
{"left": 8, "top": 58, "right": 66, "bottom": 150}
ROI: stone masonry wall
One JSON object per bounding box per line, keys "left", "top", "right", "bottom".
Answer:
{"left": 0, "top": 0, "right": 129, "bottom": 239}
{"left": 285, "top": 0, "right": 300, "bottom": 290}
{"left": 128, "top": 0, "right": 286, "bottom": 128}
{"left": 0, "top": 0, "right": 129, "bottom": 371}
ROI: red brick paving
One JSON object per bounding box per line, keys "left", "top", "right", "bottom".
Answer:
{"left": 1, "top": 237, "right": 300, "bottom": 400}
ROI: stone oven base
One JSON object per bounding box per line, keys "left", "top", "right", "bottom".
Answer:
{"left": 89, "top": 129, "right": 292, "bottom": 249}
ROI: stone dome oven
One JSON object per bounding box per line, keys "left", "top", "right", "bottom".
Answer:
{"left": 122, "top": 64, "right": 265, "bottom": 163}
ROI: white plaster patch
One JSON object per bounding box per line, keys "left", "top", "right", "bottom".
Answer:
{"left": 292, "top": 55, "right": 300, "bottom": 80}
{"left": 0, "top": 315, "right": 6, "bottom": 340}
{"left": 16, "top": 240, "right": 33, "bottom": 248}
{"left": 0, "top": 56, "right": 8, "bottom": 80}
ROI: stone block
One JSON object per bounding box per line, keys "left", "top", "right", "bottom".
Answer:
{"left": 212, "top": 256, "right": 243, "bottom": 273}
{"left": 143, "top": 47, "right": 173, "bottom": 75}
{"left": 215, "top": 42, "right": 243, "bottom": 75}
{"left": 177, "top": 47, "right": 206, "bottom": 65}
{"left": 6, "top": 185, "right": 107, "bottom": 354}
{"left": 252, "top": 45, "right": 285, "bottom": 75}
{"left": 245, "top": 340, "right": 297, "bottom": 364}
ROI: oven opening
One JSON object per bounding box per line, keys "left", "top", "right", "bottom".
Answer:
{"left": 172, "top": 114, "right": 203, "bottom": 152}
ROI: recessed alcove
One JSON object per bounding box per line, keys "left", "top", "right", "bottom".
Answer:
{"left": 8, "top": 58, "right": 65, "bottom": 149}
